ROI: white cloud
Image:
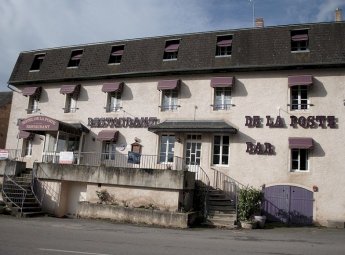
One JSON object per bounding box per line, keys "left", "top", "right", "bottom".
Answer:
{"left": 316, "top": 0, "right": 345, "bottom": 22}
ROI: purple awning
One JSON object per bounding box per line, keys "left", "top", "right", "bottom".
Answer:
{"left": 60, "top": 84, "right": 81, "bottom": 96}
{"left": 165, "top": 43, "right": 179, "bottom": 52}
{"left": 217, "top": 39, "right": 232, "bottom": 47}
{"left": 71, "top": 54, "right": 83, "bottom": 60}
{"left": 289, "top": 137, "right": 314, "bottom": 149}
{"left": 291, "top": 34, "right": 308, "bottom": 42}
{"left": 210, "top": 77, "right": 234, "bottom": 88}
{"left": 288, "top": 75, "right": 313, "bottom": 87}
{"left": 97, "top": 130, "right": 119, "bottom": 142}
{"left": 111, "top": 49, "right": 124, "bottom": 56}
{"left": 102, "top": 82, "right": 124, "bottom": 93}
{"left": 22, "top": 86, "right": 42, "bottom": 97}
{"left": 157, "top": 80, "right": 180, "bottom": 90}
{"left": 18, "top": 130, "right": 34, "bottom": 140}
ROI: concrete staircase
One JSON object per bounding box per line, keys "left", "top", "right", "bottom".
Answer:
{"left": 206, "top": 188, "right": 237, "bottom": 228}
{"left": 2, "top": 169, "right": 44, "bottom": 217}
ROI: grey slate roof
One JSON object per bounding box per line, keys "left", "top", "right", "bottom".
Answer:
{"left": 148, "top": 120, "right": 237, "bottom": 134}
{"left": 0, "top": 92, "right": 13, "bottom": 108}
{"left": 8, "top": 22, "right": 345, "bottom": 85}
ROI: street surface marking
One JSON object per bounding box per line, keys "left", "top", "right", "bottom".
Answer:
{"left": 38, "top": 248, "right": 112, "bottom": 255}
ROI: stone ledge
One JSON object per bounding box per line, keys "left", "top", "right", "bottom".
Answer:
{"left": 76, "top": 202, "right": 198, "bottom": 228}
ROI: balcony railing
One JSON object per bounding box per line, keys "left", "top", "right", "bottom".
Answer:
{"left": 41, "top": 151, "right": 187, "bottom": 171}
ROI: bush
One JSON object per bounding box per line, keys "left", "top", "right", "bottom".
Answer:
{"left": 238, "top": 186, "right": 263, "bottom": 221}
{"left": 96, "top": 189, "right": 113, "bottom": 204}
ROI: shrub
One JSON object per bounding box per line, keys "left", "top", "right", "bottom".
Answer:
{"left": 238, "top": 186, "right": 263, "bottom": 221}
{"left": 96, "top": 189, "right": 113, "bottom": 204}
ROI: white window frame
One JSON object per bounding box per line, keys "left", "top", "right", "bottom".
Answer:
{"left": 290, "top": 85, "right": 309, "bottom": 110}
{"left": 23, "top": 139, "right": 33, "bottom": 156}
{"left": 291, "top": 149, "right": 309, "bottom": 172}
{"left": 212, "top": 135, "right": 230, "bottom": 166}
{"left": 106, "top": 92, "right": 121, "bottom": 112}
{"left": 64, "top": 94, "right": 77, "bottom": 113}
{"left": 213, "top": 87, "right": 232, "bottom": 110}
{"left": 102, "top": 141, "right": 116, "bottom": 160}
{"left": 161, "top": 90, "right": 178, "bottom": 111}
{"left": 159, "top": 134, "right": 175, "bottom": 163}
{"left": 28, "top": 96, "right": 39, "bottom": 114}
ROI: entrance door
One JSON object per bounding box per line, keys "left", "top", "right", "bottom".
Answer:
{"left": 185, "top": 134, "right": 201, "bottom": 171}
{"left": 262, "top": 185, "right": 313, "bottom": 225}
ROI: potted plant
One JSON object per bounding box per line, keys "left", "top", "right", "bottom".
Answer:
{"left": 238, "top": 186, "right": 263, "bottom": 229}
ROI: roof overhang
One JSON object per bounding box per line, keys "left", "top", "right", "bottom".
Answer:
{"left": 148, "top": 120, "right": 237, "bottom": 134}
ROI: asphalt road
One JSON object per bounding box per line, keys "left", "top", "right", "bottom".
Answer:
{"left": 0, "top": 215, "right": 345, "bottom": 255}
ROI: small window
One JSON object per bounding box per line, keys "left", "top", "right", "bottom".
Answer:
{"left": 291, "top": 86, "right": 308, "bottom": 110}
{"left": 159, "top": 135, "right": 175, "bottom": 163}
{"left": 102, "top": 141, "right": 116, "bottom": 160}
{"left": 30, "top": 54, "right": 45, "bottom": 71}
{"left": 291, "top": 30, "right": 309, "bottom": 52}
{"left": 106, "top": 92, "right": 122, "bottom": 112}
{"left": 161, "top": 90, "right": 178, "bottom": 111}
{"left": 291, "top": 149, "right": 309, "bottom": 171}
{"left": 68, "top": 50, "right": 83, "bottom": 67}
{"left": 163, "top": 40, "right": 180, "bottom": 60}
{"left": 27, "top": 97, "right": 39, "bottom": 114}
{"left": 213, "top": 87, "right": 231, "bottom": 110}
{"left": 212, "top": 135, "right": 230, "bottom": 165}
{"left": 64, "top": 94, "right": 77, "bottom": 113}
{"left": 216, "top": 35, "right": 232, "bottom": 56}
{"left": 23, "top": 139, "right": 33, "bottom": 156}
{"left": 109, "top": 45, "right": 124, "bottom": 64}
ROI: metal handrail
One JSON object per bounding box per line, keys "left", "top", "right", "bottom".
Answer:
{"left": 2, "top": 174, "right": 27, "bottom": 216}
{"left": 31, "top": 167, "right": 45, "bottom": 206}
{"left": 211, "top": 168, "right": 244, "bottom": 216}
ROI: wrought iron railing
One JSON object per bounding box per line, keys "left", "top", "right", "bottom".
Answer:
{"left": 31, "top": 166, "right": 45, "bottom": 206}
{"left": 41, "top": 151, "right": 186, "bottom": 171}
{"left": 211, "top": 168, "right": 244, "bottom": 214}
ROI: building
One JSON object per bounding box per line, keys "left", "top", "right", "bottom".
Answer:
{"left": 3, "top": 18, "right": 345, "bottom": 227}
{"left": 0, "top": 92, "right": 13, "bottom": 149}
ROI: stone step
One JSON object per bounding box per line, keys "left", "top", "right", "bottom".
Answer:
{"left": 208, "top": 200, "right": 234, "bottom": 206}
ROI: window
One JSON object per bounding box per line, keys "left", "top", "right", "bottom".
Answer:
{"left": 23, "top": 139, "right": 33, "bottom": 156}
{"left": 109, "top": 45, "right": 124, "bottom": 64}
{"left": 159, "top": 135, "right": 175, "bottom": 163}
{"left": 212, "top": 135, "right": 229, "bottom": 165}
{"left": 27, "top": 96, "right": 39, "bottom": 114}
{"left": 161, "top": 90, "right": 178, "bottom": 111}
{"left": 214, "top": 87, "right": 231, "bottom": 110}
{"left": 30, "top": 54, "right": 45, "bottom": 71}
{"left": 64, "top": 94, "right": 77, "bottom": 113}
{"left": 102, "top": 141, "right": 116, "bottom": 160}
{"left": 106, "top": 92, "right": 121, "bottom": 112}
{"left": 291, "top": 149, "right": 308, "bottom": 171}
{"left": 216, "top": 35, "right": 232, "bottom": 56}
{"left": 163, "top": 40, "right": 180, "bottom": 60}
{"left": 291, "top": 30, "right": 309, "bottom": 52}
{"left": 68, "top": 50, "right": 83, "bottom": 67}
{"left": 291, "top": 86, "right": 308, "bottom": 110}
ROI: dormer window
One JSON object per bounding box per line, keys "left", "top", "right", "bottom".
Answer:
{"left": 163, "top": 40, "right": 180, "bottom": 60}
{"left": 109, "top": 45, "right": 124, "bottom": 64}
{"left": 216, "top": 35, "right": 232, "bottom": 56}
{"left": 68, "top": 50, "right": 83, "bottom": 67}
{"left": 291, "top": 29, "right": 309, "bottom": 52}
{"left": 30, "top": 54, "right": 45, "bottom": 71}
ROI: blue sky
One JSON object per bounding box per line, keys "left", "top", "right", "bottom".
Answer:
{"left": 1, "top": 0, "right": 344, "bottom": 91}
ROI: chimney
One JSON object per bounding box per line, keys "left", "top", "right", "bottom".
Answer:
{"left": 255, "top": 17, "right": 264, "bottom": 28}
{"left": 335, "top": 8, "right": 342, "bottom": 22}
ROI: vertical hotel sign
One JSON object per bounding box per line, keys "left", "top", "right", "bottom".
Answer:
{"left": 19, "top": 116, "right": 59, "bottom": 131}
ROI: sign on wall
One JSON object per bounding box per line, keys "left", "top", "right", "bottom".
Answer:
{"left": 88, "top": 117, "right": 159, "bottom": 128}
{"left": 59, "top": 151, "right": 74, "bottom": 164}
{"left": 0, "top": 149, "right": 9, "bottom": 160}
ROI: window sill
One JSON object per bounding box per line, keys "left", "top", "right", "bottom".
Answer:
{"left": 215, "top": 55, "right": 232, "bottom": 58}
{"left": 66, "top": 66, "right": 79, "bottom": 69}
{"left": 162, "top": 59, "right": 177, "bottom": 62}
{"left": 291, "top": 50, "right": 310, "bottom": 53}
{"left": 29, "top": 70, "right": 40, "bottom": 72}
{"left": 290, "top": 170, "right": 310, "bottom": 173}
{"left": 108, "top": 63, "right": 121, "bottom": 65}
